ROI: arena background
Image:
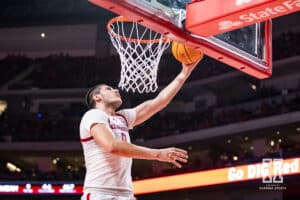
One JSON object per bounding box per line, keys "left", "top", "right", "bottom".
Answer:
{"left": 0, "top": 0, "right": 300, "bottom": 200}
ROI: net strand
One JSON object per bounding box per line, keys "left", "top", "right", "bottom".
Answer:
{"left": 108, "top": 17, "right": 170, "bottom": 93}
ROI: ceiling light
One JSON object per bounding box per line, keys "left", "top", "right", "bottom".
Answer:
{"left": 6, "top": 162, "right": 21, "bottom": 172}
{"left": 0, "top": 100, "right": 7, "bottom": 115}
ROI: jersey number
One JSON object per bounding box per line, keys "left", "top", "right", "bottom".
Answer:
{"left": 121, "top": 132, "right": 127, "bottom": 141}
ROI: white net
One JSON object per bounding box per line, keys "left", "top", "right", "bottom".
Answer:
{"left": 108, "top": 16, "right": 170, "bottom": 93}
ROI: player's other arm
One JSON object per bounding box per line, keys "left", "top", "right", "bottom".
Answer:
{"left": 91, "top": 123, "right": 188, "bottom": 168}
{"left": 133, "top": 61, "right": 200, "bottom": 127}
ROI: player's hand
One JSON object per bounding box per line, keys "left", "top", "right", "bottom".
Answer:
{"left": 181, "top": 59, "right": 201, "bottom": 75}
{"left": 157, "top": 147, "right": 188, "bottom": 168}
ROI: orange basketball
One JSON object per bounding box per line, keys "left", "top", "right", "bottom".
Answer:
{"left": 172, "top": 41, "right": 203, "bottom": 65}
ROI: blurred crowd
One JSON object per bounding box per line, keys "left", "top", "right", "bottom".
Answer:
{"left": 2, "top": 54, "right": 231, "bottom": 90}
{"left": 1, "top": 89, "right": 299, "bottom": 142}
{"left": 132, "top": 92, "right": 300, "bottom": 140}
{"left": 0, "top": 162, "right": 84, "bottom": 182}
{"left": 0, "top": 55, "right": 30, "bottom": 86}
{"left": 273, "top": 31, "right": 300, "bottom": 60}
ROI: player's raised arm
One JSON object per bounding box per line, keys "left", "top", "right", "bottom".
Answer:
{"left": 133, "top": 61, "right": 200, "bottom": 127}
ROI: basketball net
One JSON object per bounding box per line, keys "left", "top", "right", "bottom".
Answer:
{"left": 107, "top": 16, "right": 170, "bottom": 93}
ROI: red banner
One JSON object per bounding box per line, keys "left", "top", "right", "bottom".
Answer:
{"left": 133, "top": 157, "right": 299, "bottom": 195}
{"left": 0, "top": 184, "right": 83, "bottom": 194}
{"left": 0, "top": 157, "right": 299, "bottom": 195}
{"left": 186, "top": 0, "right": 300, "bottom": 36}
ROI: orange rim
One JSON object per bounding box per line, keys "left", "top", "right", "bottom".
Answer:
{"left": 107, "top": 16, "right": 169, "bottom": 44}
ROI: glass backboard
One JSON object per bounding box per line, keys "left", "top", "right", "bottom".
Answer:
{"left": 89, "top": 0, "right": 272, "bottom": 78}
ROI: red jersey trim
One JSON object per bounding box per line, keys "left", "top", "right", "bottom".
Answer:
{"left": 116, "top": 113, "right": 129, "bottom": 127}
{"left": 80, "top": 136, "right": 94, "bottom": 142}
{"left": 87, "top": 193, "right": 91, "bottom": 200}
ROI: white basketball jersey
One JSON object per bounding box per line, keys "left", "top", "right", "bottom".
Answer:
{"left": 79, "top": 108, "right": 136, "bottom": 193}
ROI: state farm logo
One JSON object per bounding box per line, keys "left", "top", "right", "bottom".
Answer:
{"left": 218, "top": 20, "right": 243, "bottom": 30}
{"left": 219, "top": 0, "right": 252, "bottom": 30}
{"left": 236, "top": 0, "right": 252, "bottom": 6}
{"left": 218, "top": 0, "right": 300, "bottom": 31}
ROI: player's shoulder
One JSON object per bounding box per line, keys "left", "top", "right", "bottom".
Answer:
{"left": 116, "top": 108, "right": 136, "bottom": 127}
{"left": 116, "top": 108, "right": 128, "bottom": 113}
{"left": 116, "top": 108, "right": 135, "bottom": 116}
{"left": 82, "top": 109, "right": 107, "bottom": 120}
{"left": 83, "top": 108, "right": 103, "bottom": 115}
{"left": 116, "top": 108, "right": 129, "bottom": 118}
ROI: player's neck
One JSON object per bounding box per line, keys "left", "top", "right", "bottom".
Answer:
{"left": 95, "top": 104, "right": 116, "bottom": 116}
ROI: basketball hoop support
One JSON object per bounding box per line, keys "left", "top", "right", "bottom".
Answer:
{"left": 89, "top": 0, "right": 274, "bottom": 79}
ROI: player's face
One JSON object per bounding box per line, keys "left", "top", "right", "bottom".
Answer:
{"left": 99, "top": 85, "right": 122, "bottom": 109}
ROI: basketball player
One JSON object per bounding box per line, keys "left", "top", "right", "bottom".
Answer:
{"left": 80, "top": 61, "right": 199, "bottom": 200}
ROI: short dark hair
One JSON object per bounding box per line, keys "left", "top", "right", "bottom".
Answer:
{"left": 85, "top": 84, "right": 105, "bottom": 109}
